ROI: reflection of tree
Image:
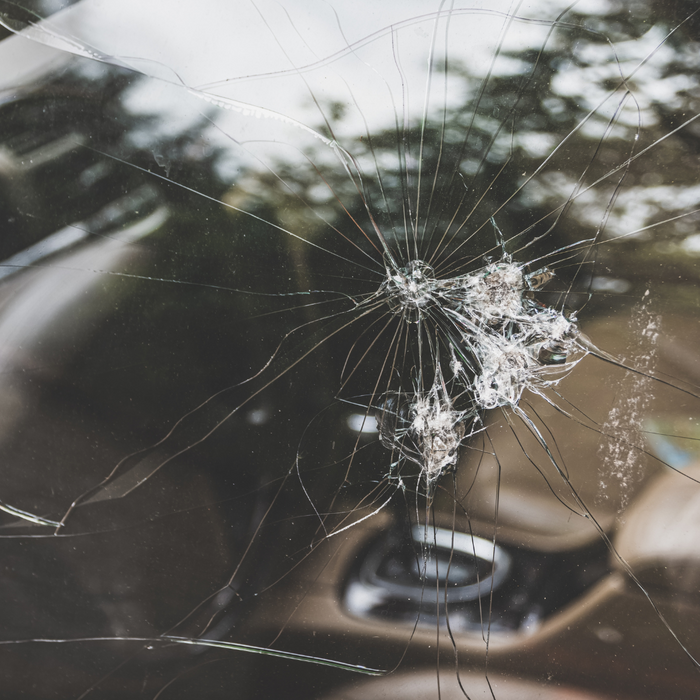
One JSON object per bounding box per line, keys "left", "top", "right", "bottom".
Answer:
{"left": 254, "top": 1, "right": 700, "bottom": 302}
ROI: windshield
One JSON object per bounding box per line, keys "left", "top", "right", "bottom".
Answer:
{"left": 0, "top": 1, "right": 699, "bottom": 698}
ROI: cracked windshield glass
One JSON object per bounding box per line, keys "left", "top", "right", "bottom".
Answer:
{"left": 0, "top": 0, "right": 699, "bottom": 698}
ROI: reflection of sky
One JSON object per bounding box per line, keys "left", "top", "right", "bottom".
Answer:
{"left": 3, "top": 0, "right": 685, "bottom": 148}
{"left": 4, "top": 0, "right": 692, "bottom": 140}
{"left": 59, "top": 0, "right": 532, "bottom": 82}
{"left": 3, "top": 0, "right": 697, "bottom": 248}
{"left": 7, "top": 0, "right": 582, "bottom": 137}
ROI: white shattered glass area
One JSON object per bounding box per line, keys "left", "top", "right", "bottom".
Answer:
{"left": 376, "top": 256, "right": 582, "bottom": 484}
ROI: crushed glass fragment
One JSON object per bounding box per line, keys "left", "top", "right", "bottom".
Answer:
{"left": 374, "top": 254, "right": 581, "bottom": 484}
